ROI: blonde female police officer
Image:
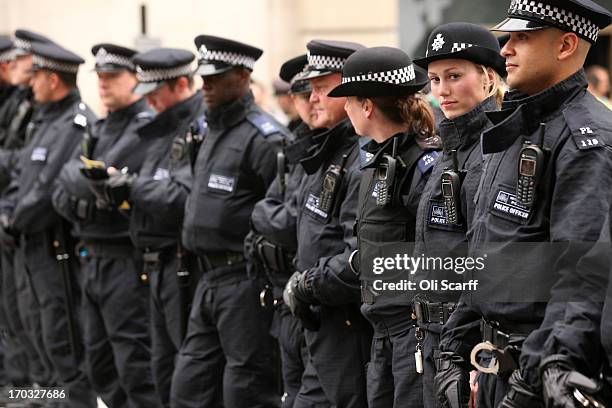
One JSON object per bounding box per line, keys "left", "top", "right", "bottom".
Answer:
{"left": 411, "top": 22, "right": 506, "bottom": 408}
{"left": 328, "top": 46, "right": 440, "bottom": 407}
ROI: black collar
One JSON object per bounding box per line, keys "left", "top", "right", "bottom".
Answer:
{"left": 439, "top": 96, "right": 496, "bottom": 154}
{"left": 284, "top": 124, "right": 324, "bottom": 165}
{"left": 138, "top": 91, "right": 203, "bottom": 139}
{"left": 205, "top": 91, "right": 254, "bottom": 130}
{"left": 299, "top": 118, "right": 356, "bottom": 174}
{"left": 37, "top": 88, "right": 81, "bottom": 119}
{"left": 103, "top": 98, "right": 149, "bottom": 132}
{"left": 360, "top": 132, "right": 417, "bottom": 169}
{"left": 482, "top": 69, "right": 587, "bottom": 154}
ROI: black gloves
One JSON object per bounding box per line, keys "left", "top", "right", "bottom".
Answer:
{"left": 104, "top": 172, "right": 135, "bottom": 207}
{"left": 283, "top": 271, "right": 320, "bottom": 331}
{"left": 499, "top": 370, "right": 544, "bottom": 408}
{"left": 435, "top": 352, "right": 470, "bottom": 408}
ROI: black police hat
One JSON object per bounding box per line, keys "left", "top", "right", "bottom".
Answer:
{"left": 132, "top": 48, "right": 195, "bottom": 95}
{"left": 91, "top": 43, "right": 137, "bottom": 73}
{"left": 0, "top": 36, "right": 13, "bottom": 63}
{"left": 492, "top": 0, "right": 611, "bottom": 44}
{"left": 279, "top": 54, "right": 311, "bottom": 94}
{"left": 13, "top": 29, "right": 53, "bottom": 57}
{"left": 302, "top": 39, "right": 365, "bottom": 80}
{"left": 31, "top": 42, "right": 84, "bottom": 74}
{"left": 194, "top": 35, "right": 263, "bottom": 76}
{"left": 413, "top": 23, "right": 506, "bottom": 78}
{"left": 328, "top": 47, "right": 429, "bottom": 98}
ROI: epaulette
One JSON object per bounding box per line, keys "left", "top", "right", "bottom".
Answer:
{"left": 247, "top": 112, "right": 281, "bottom": 137}
{"left": 417, "top": 150, "right": 440, "bottom": 174}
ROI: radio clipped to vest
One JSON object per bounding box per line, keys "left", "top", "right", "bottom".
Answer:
{"left": 277, "top": 139, "right": 287, "bottom": 196}
{"left": 375, "top": 137, "right": 400, "bottom": 207}
{"left": 441, "top": 150, "right": 464, "bottom": 225}
{"left": 319, "top": 153, "right": 349, "bottom": 214}
{"left": 517, "top": 123, "right": 547, "bottom": 208}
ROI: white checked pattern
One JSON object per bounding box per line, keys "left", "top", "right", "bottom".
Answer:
{"left": 198, "top": 45, "right": 256, "bottom": 70}
{"left": 509, "top": 0, "right": 599, "bottom": 42}
{"left": 136, "top": 63, "right": 193, "bottom": 83}
{"left": 341, "top": 64, "right": 416, "bottom": 85}
{"left": 0, "top": 50, "right": 13, "bottom": 63}
{"left": 307, "top": 52, "right": 346, "bottom": 70}
{"left": 13, "top": 38, "right": 31, "bottom": 51}
{"left": 95, "top": 48, "right": 135, "bottom": 70}
{"left": 32, "top": 55, "right": 80, "bottom": 73}
{"left": 451, "top": 43, "right": 474, "bottom": 53}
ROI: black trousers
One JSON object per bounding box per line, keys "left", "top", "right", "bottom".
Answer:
{"left": 171, "top": 264, "right": 278, "bottom": 408}
{"left": 22, "top": 234, "right": 96, "bottom": 407}
{"left": 80, "top": 246, "right": 158, "bottom": 408}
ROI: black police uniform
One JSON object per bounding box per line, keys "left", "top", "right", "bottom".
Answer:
{"left": 0, "top": 42, "right": 97, "bottom": 407}
{"left": 325, "top": 46, "right": 442, "bottom": 408}
{"left": 410, "top": 22, "right": 506, "bottom": 407}
{"left": 123, "top": 48, "right": 204, "bottom": 408}
{"left": 0, "top": 31, "right": 53, "bottom": 389}
{"left": 173, "top": 35, "right": 290, "bottom": 408}
{"left": 439, "top": 69, "right": 612, "bottom": 406}
{"left": 247, "top": 54, "right": 326, "bottom": 408}
{"left": 51, "top": 42, "right": 160, "bottom": 408}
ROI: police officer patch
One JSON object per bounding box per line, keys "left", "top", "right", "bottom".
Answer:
{"left": 208, "top": 174, "right": 235, "bottom": 193}
{"left": 489, "top": 185, "right": 531, "bottom": 224}
{"left": 153, "top": 168, "right": 169, "bottom": 180}
{"left": 30, "top": 147, "right": 47, "bottom": 162}
{"left": 427, "top": 200, "right": 464, "bottom": 231}
{"left": 247, "top": 114, "right": 278, "bottom": 137}
{"left": 304, "top": 193, "right": 329, "bottom": 221}
{"left": 417, "top": 151, "right": 439, "bottom": 174}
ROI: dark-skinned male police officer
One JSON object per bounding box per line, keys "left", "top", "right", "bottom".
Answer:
{"left": 0, "top": 41, "right": 97, "bottom": 407}
{"left": 247, "top": 54, "right": 326, "bottom": 407}
{"left": 0, "top": 30, "right": 54, "bottom": 390}
{"left": 282, "top": 39, "right": 374, "bottom": 408}
{"left": 172, "top": 35, "right": 289, "bottom": 408}
{"left": 434, "top": 1, "right": 612, "bottom": 407}
{"left": 93, "top": 47, "right": 204, "bottom": 408}
{"left": 51, "top": 43, "right": 159, "bottom": 408}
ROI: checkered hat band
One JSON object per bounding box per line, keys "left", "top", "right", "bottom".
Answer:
{"left": 96, "top": 52, "right": 135, "bottom": 70}
{"left": 0, "top": 50, "right": 13, "bottom": 63}
{"left": 13, "top": 38, "right": 31, "bottom": 51}
{"left": 307, "top": 52, "right": 346, "bottom": 71}
{"left": 136, "top": 63, "right": 193, "bottom": 83}
{"left": 508, "top": 0, "right": 599, "bottom": 41}
{"left": 32, "top": 55, "right": 79, "bottom": 73}
{"left": 451, "top": 43, "right": 474, "bottom": 53}
{"left": 198, "top": 47, "right": 255, "bottom": 70}
{"left": 341, "top": 64, "right": 416, "bottom": 85}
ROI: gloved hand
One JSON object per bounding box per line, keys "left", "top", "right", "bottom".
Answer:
{"left": 283, "top": 271, "right": 320, "bottom": 331}
{"left": 104, "top": 172, "right": 135, "bottom": 207}
{"left": 540, "top": 355, "right": 591, "bottom": 408}
{"left": 86, "top": 179, "right": 111, "bottom": 210}
{"left": 435, "top": 352, "right": 470, "bottom": 408}
{"left": 499, "top": 370, "right": 544, "bottom": 408}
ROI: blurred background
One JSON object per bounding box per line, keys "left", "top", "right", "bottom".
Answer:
{"left": 1, "top": 0, "right": 611, "bottom": 116}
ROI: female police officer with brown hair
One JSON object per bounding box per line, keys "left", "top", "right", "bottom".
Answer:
{"left": 327, "top": 46, "right": 440, "bottom": 407}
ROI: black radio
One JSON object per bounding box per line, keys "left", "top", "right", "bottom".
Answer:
{"left": 319, "top": 154, "right": 349, "bottom": 214}
{"left": 441, "top": 150, "right": 463, "bottom": 225}
{"left": 517, "top": 123, "right": 546, "bottom": 208}
{"left": 375, "top": 138, "right": 400, "bottom": 207}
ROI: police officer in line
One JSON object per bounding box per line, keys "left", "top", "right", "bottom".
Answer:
{"left": 0, "top": 41, "right": 97, "bottom": 407}
{"left": 411, "top": 22, "right": 506, "bottom": 407}
{"left": 248, "top": 54, "right": 327, "bottom": 407}
{"left": 433, "top": 0, "right": 612, "bottom": 406}
{"left": 330, "top": 46, "right": 440, "bottom": 407}
{"left": 173, "top": 35, "right": 289, "bottom": 408}
{"left": 0, "top": 29, "right": 55, "bottom": 394}
{"left": 50, "top": 43, "right": 159, "bottom": 407}
{"left": 282, "top": 39, "right": 373, "bottom": 408}
{"left": 90, "top": 47, "right": 204, "bottom": 408}
{"left": 0, "top": 37, "right": 14, "bottom": 106}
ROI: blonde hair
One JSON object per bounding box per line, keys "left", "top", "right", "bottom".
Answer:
{"left": 478, "top": 64, "right": 504, "bottom": 107}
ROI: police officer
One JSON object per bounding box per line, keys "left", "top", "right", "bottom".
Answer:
{"left": 282, "top": 39, "right": 373, "bottom": 408}
{"left": 434, "top": 0, "right": 612, "bottom": 406}
{"left": 327, "top": 46, "right": 439, "bottom": 407}
{"left": 0, "top": 37, "right": 14, "bottom": 108}
{"left": 0, "top": 28, "right": 54, "bottom": 393}
{"left": 248, "top": 54, "right": 327, "bottom": 407}
{"left": 173, "top": 35, "right": 289, "bottom": 408}
{"left": 411, "top": 22, "right": 506, "bottom": 407}
{"left": 0, "top": 41, "right": 97, "bottom": 407}
{"left": 51, "top": 43, "right": 159, "bottom": 407}
{"left": 92, "top": 47, "right": 204, "bottom": 408}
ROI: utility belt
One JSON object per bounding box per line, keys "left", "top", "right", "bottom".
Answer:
{"left": 79, "top": 241, "right": 136, "bottom": 260}
{"left": 470, "top": 319, "right": 526, "bottom": 378}
{"left": 198, "top": 251, "right": 248, "bottom": 286}
{"left": 142, "top": 246, "right": 177, "bottom": 264}
{"left": 253, "top": 235, "right": 294, "bottom": 277}
{"left": 413, "top": 300, "right": 456, "bottom": 325}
